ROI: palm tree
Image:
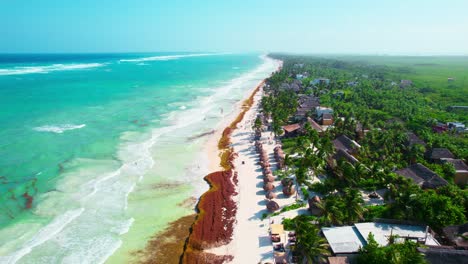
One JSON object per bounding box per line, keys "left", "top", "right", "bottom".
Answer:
{"left": 343, "top": 188, "right": 365, "bottom": 224}
{"left": 293, "top": 218, "right": 329, "bottom": 263}
{"left": 316, "top": 195, "right": 345, "bottom": 225}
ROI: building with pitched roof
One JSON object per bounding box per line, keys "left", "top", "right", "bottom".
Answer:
{"left": 395, "top": 163, "right": 448, "bottom": 189}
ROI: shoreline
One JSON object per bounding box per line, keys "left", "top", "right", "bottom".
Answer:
{"left": 137, "top": 56, "right": 281, "bottom": 264}
{"left": 180, "top": 80, "right": 266, "bottom": 263}
{"left": 181, "top": 58, "right": 282, "bottom": 263}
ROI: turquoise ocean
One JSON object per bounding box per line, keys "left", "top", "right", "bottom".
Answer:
{"left": 0, "top": 53, "right": 279, "bottom": 263}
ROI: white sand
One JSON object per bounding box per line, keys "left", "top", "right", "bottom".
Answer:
{"left": 206, "top": 83, "right": 302, "bottom": 263}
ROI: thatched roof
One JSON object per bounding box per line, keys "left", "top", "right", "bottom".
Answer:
{"left": 428, "top": 148, "right": 455, "bottom": 160}
{"left": 282, "top": 185, "right": 296, "bottom": 196}
{"left": 263, "top": 175, "right": 275, "bottom": 183}
{"left": 282, "top": 123, "right": 301, "bottom": 133}
{"left": 263, "top": 168, "right": 272, "bottom": 175}
{"left": 418, "top": 247, "right": 468, "bottom": 264}
{"left": 267, "top": 200, "right": 280, "bottom": 212}
{"left": 333, "top": 135, "right": 360, "bottom": 152}
{"left": 395, "top": 163, "right": 448, "bottom": 189}
{"left": 261, "top": 161, "right": 270, "bottom": 168}
{"left": 265, "top": 191, "right": 277, "bottom": 200}
{"left": 442, "top": 223, "right": 468, "bottom": 249}
{"left": 263, "top": 182, "right": 275, "bottom": 191}
{"left": 281, "top": 178, "right": 293, "bottom": 187}
{"left": 306, "top": 117, "right": 323, "bottom": 133}
{"left": 333, "top": 148, "right": 359, "bottom": 164}
{"left": 407, "top": 132, "right": 426, "bottom": 146}
{"left": 443, "top": 159, "right": 468, "bottom": 172}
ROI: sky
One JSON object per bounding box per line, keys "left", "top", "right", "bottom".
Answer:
{"left": 1, "top": 0, "right": 468, "bottom": 54}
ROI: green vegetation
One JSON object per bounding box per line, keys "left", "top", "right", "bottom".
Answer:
{"left": 263, "top": 54, "right": 468, "bottom": 261}
{"left": 288, "top": 216, "right": 329, "bottom": 263}
{"left": 357, "top": 233, "right": 427, "bottom": 264}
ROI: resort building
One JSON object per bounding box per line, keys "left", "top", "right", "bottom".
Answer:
{"left": 333, "top": 135, "right": 360, "bottom": 155}
{"left": 395, "top": 163, "right": 448, "bottom": 189}
{"left": 442, "top": 159, "right": 468, "bottom": 186}
{"left": 315, "top": 106, "right": 334, "bottom": 118}
{"left": 322, "top": 221, "right": 440, "bottom": 255}
{"left": 311, "top": 78, "right": 330, "bottom": 86}
{"left": 306, "top": 117, "right": 324, "bottom": 135}
{"left": 426, "top": 148, "right": 455, "bottom": 162}
{"left": 442, "top": 223, "right": 468, "bottom": 250}
{"left": 281, "top": 123, "right": 301, "bottom": 138}
{"left": 400, "top": 79, "right": 413, "bottom": 88}
{"left": 406, "top": 132, "right": 426, "bottom": 147}
{"left": 320, "top": 113, "right": 334, "bottom": 126}
{"left": 447, "top": 122, "right": 466, "bottom": 133}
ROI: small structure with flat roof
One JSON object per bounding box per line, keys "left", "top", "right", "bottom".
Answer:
{"left": 322, "top": 226, "right": 366, "bottom": 254}
{"left": 322, "top": 221, "right": 440, "bottom": 255}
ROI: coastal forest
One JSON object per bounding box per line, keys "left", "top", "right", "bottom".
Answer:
{"left": 262, "top": 54, "right": 468, "bottom": 263}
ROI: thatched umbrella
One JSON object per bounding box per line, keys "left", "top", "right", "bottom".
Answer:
{"left": 282, "top": 185, "right": 296, "bottom": 197}
{"left": 308, "top": 196, "right": 323, "bottom": 216}
{"left": 263, "top": 174, "right": 275, "bottom": 183}
{"left": 281, "top": 178, "right": 293, "bottom": 187}
{"left": 266, "top": 200, "right": 280, "bottom": 212}
{"left": 263, "top": 168, "right": 272, "bottom": 176}
{"left": 262, "top": 161, "right": 270, "bottom": 168}
{"left": 265, "top": 191, "right": 277, "bottom": 200}
{"left": 263, "top": 182, "right": 275, "bottom": 191}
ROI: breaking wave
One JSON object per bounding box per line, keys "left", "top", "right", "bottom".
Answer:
{"left": 119, "top": 53, "right": 227, "bottom": 63}
{"left": 33, "top": 124, "right": 86, "bottom": 134}
{"left": 0, "top": 63, "right": 105, "bottom": 76}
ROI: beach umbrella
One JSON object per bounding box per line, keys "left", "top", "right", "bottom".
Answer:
{"left": 266, "top": 200, "right": 280, "bottom": 212}
{"left": 263, "top": 168, "right": 272, "bottom": 176}
{"left": 281, "top": 178, "right": 293, "bottom": 187}
{"left": 308, "top": 196, "right": 323, "bottom": 216}
{"left": 282, "top": 185, "right": 296, "bottom": 197}
{"left": 265, "top": 191, "right": 277, "bottom": 200}
{"left": 263, "top": 182, "right": 275, "bottom": 191}
{"left": 263, "top": 174, "right": 275, "bottom": 183}
{"left": 262, "top": 161, "right": 271, "bottom": 168}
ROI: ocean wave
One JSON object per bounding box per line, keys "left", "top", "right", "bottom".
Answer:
{"left": 0, "top": 208, "right": 85, "bottom": 264}
{"left": 0, "top": 63, "right": 104, "bottom": 76}
{"left": 33, "top": 124, "right": 86, "bottom": 134}
{"left": 119, "top": 53, "right": 227, "bottom": 63}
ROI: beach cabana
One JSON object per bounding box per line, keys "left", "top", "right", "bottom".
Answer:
{"left": 281, "top": 178, "right": 293, "bottom": 187}
{"left": 263, "top": 168, "right": 272, "bottom": 175}
{"left": 263, "top": 182, "right": 275, "bottom": 191}
{"left": 263, "top": 174, "right": 275, "bottom": 183}
{"left": 308, "top": 196, "right": 323, "bottom": 216}
{"left": 267, "top": 200, "right": 280, "bottom": 212}
{"left": 282, "top": 185, "right": 296, "bottom": 197}
{"left": 265, "top": 191, "right": 277, "bottom": 200}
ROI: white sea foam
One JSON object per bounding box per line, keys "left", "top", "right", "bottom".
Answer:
{"left": 0, "top": 208, "right": 84, "bottom": 264}
{"left": 119, "top": 53, "right": 228, "bottom": 63}
{"left": 33, "top": 124, "right": 86, "bottom": 134}
{"left": 0, "top": 63, "right": 105, "bottom": 76}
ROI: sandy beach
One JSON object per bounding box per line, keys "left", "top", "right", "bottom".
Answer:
{"left": 199, "top": 59, "right": 303, "bottom": 264}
